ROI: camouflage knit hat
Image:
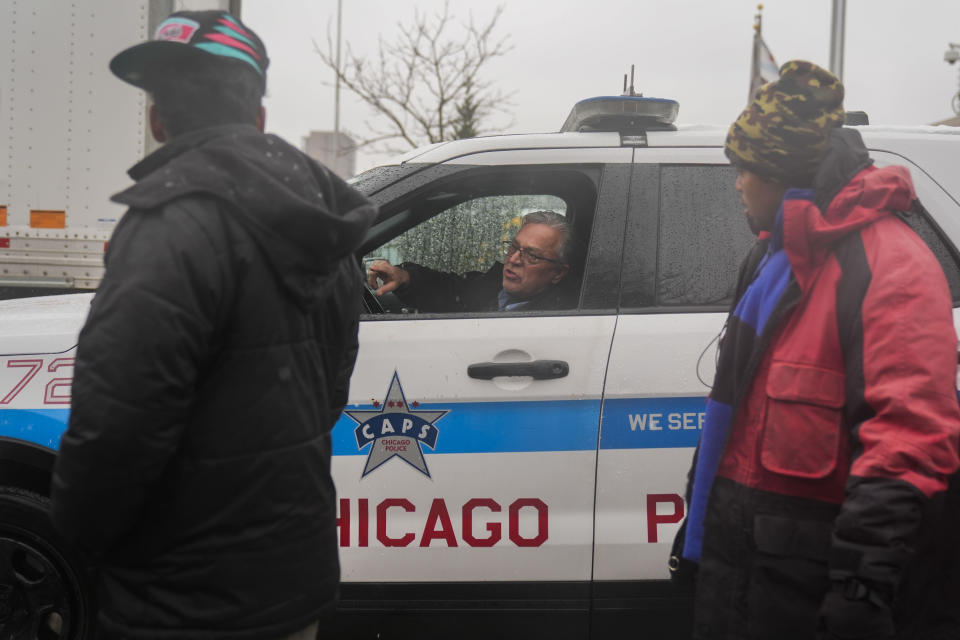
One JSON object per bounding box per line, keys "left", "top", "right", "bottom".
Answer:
{"left": 725, "top": 60, "right": 845, "bottom": 185}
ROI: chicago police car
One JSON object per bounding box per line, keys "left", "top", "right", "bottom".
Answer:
{"left": 1, "top": 96, "right": 959, "bottom": 639}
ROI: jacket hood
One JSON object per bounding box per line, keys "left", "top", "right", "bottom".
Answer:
{"left": 112, "top": 124, "right": 375, "bottom": 306}
{"left": 781, "top": 128, "right": 916, "bottom": 290}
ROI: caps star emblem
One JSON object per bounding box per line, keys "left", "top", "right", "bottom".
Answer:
{"left": 345, "top": 372, "right": 448, "bottom": 477}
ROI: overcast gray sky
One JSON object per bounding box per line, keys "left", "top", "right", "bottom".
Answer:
{"left": 241, "top": 0, "right": 960, "bottom": 174}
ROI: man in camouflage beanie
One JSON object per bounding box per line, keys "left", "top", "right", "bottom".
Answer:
{"left": 725, "top": 60, "right": 845, "bottom": 187}
{"left": 674, "top": 59, "right": 960, "bottom": 640}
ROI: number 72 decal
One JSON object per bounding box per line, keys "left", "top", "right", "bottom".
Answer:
{"left": 0, "top": 357, "right": 75, "bottom": 405}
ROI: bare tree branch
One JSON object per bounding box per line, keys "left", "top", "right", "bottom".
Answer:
{"left": 314, "top": 1, "right": 513, "bottom": 154}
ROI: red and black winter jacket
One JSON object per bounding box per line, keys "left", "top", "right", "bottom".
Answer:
{"left": 690, "top": 129, "right": 960, "bottom": 640}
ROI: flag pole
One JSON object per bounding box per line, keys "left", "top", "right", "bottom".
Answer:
{"left": 829, "top": 0, "right": 846, "bottom": 81}
{"left": 750, "top": 4, "right": 763, "bottom": 100}
{"left": 334, "top": 0, "right": 343, "bottom": 159}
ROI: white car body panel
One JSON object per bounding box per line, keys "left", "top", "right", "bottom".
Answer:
{"left": 334, "top": 315, "right": 615, "bottom": 582}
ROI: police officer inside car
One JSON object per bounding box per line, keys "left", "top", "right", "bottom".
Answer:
{"left": 367, "top": 210, "right": 573, "bottom": 312}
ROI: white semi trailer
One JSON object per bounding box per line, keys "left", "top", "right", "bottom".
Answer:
{"left": 0, "top": 0, "right": 236, "bottom": 294}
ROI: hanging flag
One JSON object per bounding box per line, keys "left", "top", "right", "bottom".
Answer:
{"left": 749, "top": 5, "right": 780, "bottom": 99}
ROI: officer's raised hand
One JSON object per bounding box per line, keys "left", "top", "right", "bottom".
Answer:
{"left": 366, "top": 260, "right": 410, "bottom": 296}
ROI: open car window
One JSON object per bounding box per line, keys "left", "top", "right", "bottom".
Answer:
{"left": 368, "top": 195, "right": 567, "bottom": 276}
{"left": 360, "top": 166, "right": 601, "bottom": 317}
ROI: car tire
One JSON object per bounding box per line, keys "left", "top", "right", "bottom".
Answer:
{"left": 0, "top": 486, "right": 94, "bottom": 639}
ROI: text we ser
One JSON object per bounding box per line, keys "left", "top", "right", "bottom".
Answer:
{"left": 628, "top": 411, "right": 704, "bottom": 432}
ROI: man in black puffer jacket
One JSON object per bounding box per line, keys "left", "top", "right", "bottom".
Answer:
{"left": 49, "top": 10, "right": 375, "bottom": 640}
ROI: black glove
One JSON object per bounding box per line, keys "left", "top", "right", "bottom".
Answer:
{"left": 818, "top": 582, "right": 895, "bottom": 640}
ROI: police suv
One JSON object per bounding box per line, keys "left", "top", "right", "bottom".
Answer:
{"left": 1, "top": 97, "right": 958, "bottom": 639}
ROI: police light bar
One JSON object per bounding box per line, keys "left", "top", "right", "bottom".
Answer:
{"left": 560, "top": 96, "right": 679, "bottom": 134}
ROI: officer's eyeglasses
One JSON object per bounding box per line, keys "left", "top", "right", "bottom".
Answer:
{"left": 502, "top": 241, "right": 564, "bottom": 266}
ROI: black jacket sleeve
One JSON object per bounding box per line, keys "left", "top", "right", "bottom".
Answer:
{"left": 395, "top": 262, "right": 503, "bottom": 313}
{"left": 318, "top": 258, "right": 364, "bottom": 425}
{"left": 50, "top": 200, "right": 228, "bottom": 553}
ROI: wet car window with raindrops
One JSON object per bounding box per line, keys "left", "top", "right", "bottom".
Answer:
{"left": 366, "top": 195, "right": 567, "bottom": 276}
{"left": 656, "top": 165, "right": 755, "bottom": 307}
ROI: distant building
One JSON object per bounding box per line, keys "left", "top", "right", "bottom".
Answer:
{"left": 302, "top": 131, "right": 357, "bottom": 179}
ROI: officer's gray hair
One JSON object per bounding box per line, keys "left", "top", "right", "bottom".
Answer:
{"left": 520, "top": 211, "right": 572, "bottom": 263}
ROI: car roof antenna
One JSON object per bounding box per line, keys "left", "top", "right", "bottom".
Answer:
{"left": 622, "top": 64, "right": 642, "bottom": 97}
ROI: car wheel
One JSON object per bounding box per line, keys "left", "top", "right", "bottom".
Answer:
{"left": 0, "top": 487, "right": 94, "bottom": 639}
